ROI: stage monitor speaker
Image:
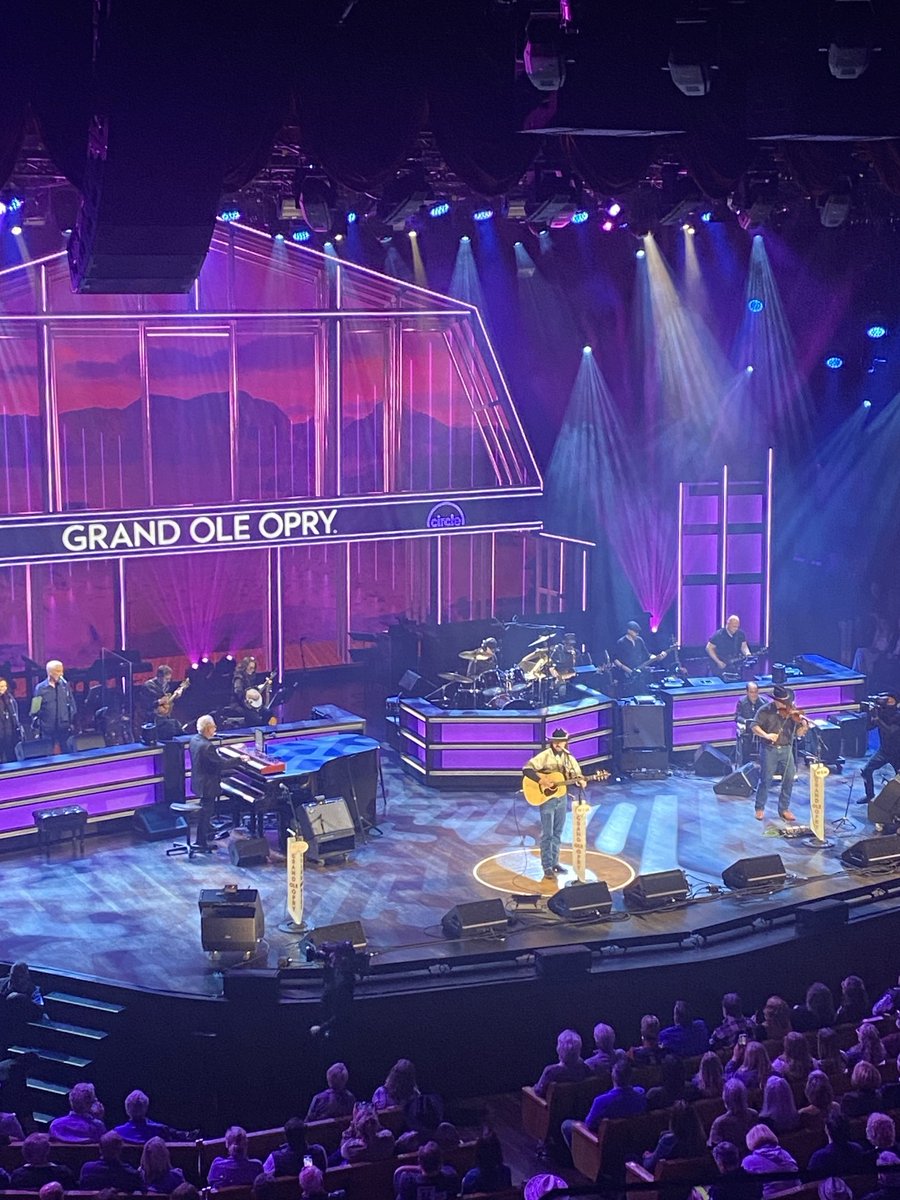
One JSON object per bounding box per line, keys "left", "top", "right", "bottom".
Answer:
{"left": 15, "top": 739, "right": 53, "bottom": 761}
{"left": 398, "top": 671, "right": 435, "bottom": 698}
{"left": 617, "top": 746, "right": 669, "bottom": 773}
{"left": 198, "top": 888, "right": 264, "bottom": 954}
{"left": 308, "top": 920, "right": 368, "bottom": 951}
{"left": 722, "top": 854, "right": 786, "bottom": 890}
{"left": 228, "top": 836, "right": 269, "bottom": 867}
{"left": 534, "top": 944, "right": 592, "bottom": 980}
{"left": 297, "top": 797, "right": 357, "bottom": 861}
{"left": 132, "top": 804, "right": 188, "bottom": 842}
{"left": 623, "top": 869, "right": 689, "bottom": 911}
{"left": 69, "top": 732, "right": 107, "bottom": 752}
{"left": 795, "top": 899, "right": 849, "bottom": 935}
{"left": 620, "top": 703, "right": 666, "bottom": 749}
{"left": 841, "top": 833, "right": 900, "bottom": 869}
{"left": 222, "top": 968, "right": 280, "bottom": 1004}
{"left": 714, "top": 763, "right": 761, "bottom": 798}
{"left": 547, "top": 881, "right": 613, "bottom": 921}
{"left": 694, "top": 744, "right": 732, "bottom": 777}
{"left": 441, "top": 899, "right": 508, "bottom": 939}
{"left": 868, "top": 779, "right": 900, "bottom": 827}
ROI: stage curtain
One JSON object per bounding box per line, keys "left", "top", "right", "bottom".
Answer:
{"left": 779, "top": 141, "right": 852, "bottom": 198}
{"left": 564, "top": 136, "right": 657, "bottom": 194}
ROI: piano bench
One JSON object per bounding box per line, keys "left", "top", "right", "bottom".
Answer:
{"left": 32, "top": 805, "right": 88, "bottom": 861}
{"left": 167, "top": 802, "right": 202, "bottom": 858}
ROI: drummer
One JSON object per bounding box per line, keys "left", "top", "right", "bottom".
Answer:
{"left": 465, "top": 637, "right": 499, "bottom": 679}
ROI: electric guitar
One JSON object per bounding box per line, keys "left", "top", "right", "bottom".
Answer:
{"left": 522, "top": 769, "right": 611, "bottom": 807}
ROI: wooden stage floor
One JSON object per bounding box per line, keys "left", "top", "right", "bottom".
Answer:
{"left": 1, "top": 747, "right": 886, "bottom": 997}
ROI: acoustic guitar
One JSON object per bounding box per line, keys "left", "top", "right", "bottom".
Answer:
{"left": 522, "top": 769, "right": 611, "bottom": 807}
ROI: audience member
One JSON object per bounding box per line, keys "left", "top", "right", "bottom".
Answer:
{"left": 808, "top": 1113, "right": 867, "bottom": 1178}
{"left": 9, "top": 1133, "right": 76, "bottom": 1189}
{"left": 461, "top": 1130, "right": 511, "bottom": 1196}
{"left": 340, "top": 1103, "right": 395, "bottom": 1164}
{"left": 207, "top": 1126, "right": 264, "bottom": 1189}
{"left": 172, "top": 1182, "right": 201, "bottom": 1200}
{"left": 373, "top": 1059, "right": 420, "bottom": 1111}
{"left": 759, "top": 1076, "right": 801, "bottom": 1136}
{"left": 141, "top": 1135, "right": 186, "bottom": 1194}
{"left": 837, "top": 976, "right": 871, "bottom": 1026}
{"left": 866, "top": 1113, "right": 900, "bottom": 1162}
{"left": 0, "top": 1049, "right": 37, "bottom": 1126}
{"left": 709, "top": 1141, "right": 764, "bottom": 1200}
{"left": 562, "top": 1058, "right": 646, "bottom": 1146}
{"left": 860, "top": 1151, "right": 900, "bottom": 1200}
{"left": 740, "top": 1125, "right": 799, "bottom": 1199}
{"left": 0, "top": 1107, "right": 23, "bottom": 1139}
{"left": 395, "top": 1140, "right": 459, "bottom": 1200}
{"left": 78, "top": 1130, "right": 144, "bottom": 1192}
{"left": 881, "top": 1057, "right": 900, "bottom": 1110}
{"left": 660, "top": 1000, "right": 711, "bottom": 1057}
{"left": 708, "top": 1080, "right": 759, "bottom": 1150}
{"left": 817, "top": 1029, "right": 848, "bottom": 1080}
{"left": 261, "top": 1116, "right": 327, "bottom": 1175}
{"left": 817, "top": 1177, "right": 853, "bottom": 1200}
{"left": 533, "top": 1029, "right": 591, "bottom": 1098}
{"left": 645, "top": 1055, "right": 687, "bottom": 1111}
{"left": 692, "top": 1051, "right": 725, "bottom": 1100}
{"left": 845, "top": 1023, "right": 887, "bottom": 1069}
{"left": 873, "top": 974, "right": 900, "bottom": 1018}
{"left": 49, "top": 1081, "right": 107, "bottom": 1142}
{"left": 396, "top": 1095, "right": 457, "bottom": 1154}
{"left": 800, "top": 1072, "right": 838, "bottom": 1122}
{"left": 727, "top": 1041, "right": 772, "bottom": 1092}
{"left": 630, "top": 1015, "right": 664, "bottom": 1065}
{"left": 38, "top": 1185, "right": 63, "bottom": 1200}
{"left": 711, "top": 994, "right": 756, "bottom": 1051}
{"left": 841, "top": 1061, "right": 883, "bottom": 1118}
{"left": 115, "top": 1088, "right": 188, "bottom": 1142}
{"left": 772, "top": 1031, "right": 815, "bottom": 1082}
{"left": 298, "top": 1163, "right": 346, "bottom": 1200}
{"left": 524, "top": 1174, "right": 568, "bottom": 1200}
{"left": 756, "top": 997, "right": 792, "bottom": 1043}
{"left": 793, "top": 983, "right": 837, "bottom": 1033}
{"left": 642, "top": 1099, "right": 707, "bottom": 1170}
{"left": 306, "top": 1062, "right": 356, "bottom": 1122}
{"left": 585, "top": 1022, "right": 625, "bottom": 1073}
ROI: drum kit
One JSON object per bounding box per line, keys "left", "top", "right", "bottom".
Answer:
{"left": 435, "top": 633, "right": 569, "bottom": 711}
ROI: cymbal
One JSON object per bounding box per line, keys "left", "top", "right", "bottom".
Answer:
{"left": 528, "top": 634, "right": 554, "bottom": 648}
{"left": 439, "top": 672, "right": 470, "bottom": 683}
{"left": 459, "top": 649, "right": 492, "bottom": 661}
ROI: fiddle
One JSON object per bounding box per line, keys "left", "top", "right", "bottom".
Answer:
{"left": 773, "top": 699, "right": 808, "bottom": 726}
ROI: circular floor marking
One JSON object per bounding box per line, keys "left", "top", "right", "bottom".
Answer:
{"left": 473, "top": 847, "right": 636, "bottom": 895}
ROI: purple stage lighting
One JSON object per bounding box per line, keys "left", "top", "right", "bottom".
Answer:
{"left": 747, "top": 298, "right": 764, "bottom": 313}
{"left": 572, "top": 209, "right": 589, "bottom": 224}
{"left": 867, "top": 324, "right": 887, "bottom": 339}
{"left": 825, "top": 355, "right": 844, "bottom": 369}
{"left": 473, "top": 208, "right": 494, "bottom": 222}
{"left": 601, "top": 219, "right": 614, "bottom": 232}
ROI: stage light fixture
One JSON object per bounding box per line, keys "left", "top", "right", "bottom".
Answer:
{"left": 867, "top": 324, "right": 887, "bottom": 339}
{"left": 219, "top": 207, "right": 241, "bottom": 223}
{"left": 745, "top": 365, "right": 755, "bottom": 374}
{"left": 294, "top": 170, "right": 337, "bottom": 234}
{"left": 460, "top": 235, "right": 471, "bottom": 243}
{"left": 668, "top": 12, "right": 716, "bottom": 96}
{"left": 473, "top": 208, "right": 494, "bottom": 222}
{"left": 863, "top": 399, "right": 872, "bottom": 408}
{"left": 291, "top": 228, "right": 311, "bottom": 243}
{"left": 682, "top": 223, "right": 696, "bottom": 235}
{"left": 825, "top": 355, "right": 844, "bottom": 369}
{"left": 608, "top": 202, "right": 621, "bottom": 217}
{"left": 524, "top": 169, "right": 578, "bottom": 229}
{"left": 428, "top": 200, "right": 450, "bottom": 218}
{"left": 747, "top": 298, "right": 764, "bottom": 313}
{"left": 601, "top": 219, "right": 614, "bottom": 232}
{"left": 572, "top": 209, "right": 589, "bottom": 224}
{"left": 274, "top": 232, "right": 285, "bottom": 242}
{"left": 826, "top": 0, "right": 875, "bottom": 79}
{"left": 347, "top": 211, "right": 357, "bottom": 224}
{"left": 820, "top": 177, "right": 852, "bottom": 228}
{"left": 635, "top": 248, "right": 646, "bottom": 259}
{"left": 377, "top": 165, "right": 429, "bottom": 229}
{"left": 583, "top": 345, "right": 592, "bottom": 355}
{"left": 10, "top": 224, "right": 22, "bottom": 236}
{"left": 8, "top": 196, "right": 23, "bottom": 212}
{"left": 523, "top": 12, "right": 566, "bottom": 92}
{"left": 700, "top": 210, "right": 713, "bottom": 223}
{"left": 408, "top": 229, "right": 417, "bottom": 238}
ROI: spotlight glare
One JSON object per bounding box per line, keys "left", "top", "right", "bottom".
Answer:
{"left": 635, "top": 248, "right": 646, "bottom": 259}
{"left": 745, "top": 365, "right": 754, "bottom": 374}
{"left": 747, "top": 298, "right": 765, "bottom": 313}
{"left": 334, "top": 233, "right": 343, "bottom": 241}
{"left": 460, "top": 235, "right": 471, "bottom": 243}
{"left": 863, "top": 399, "right": 872, "bottom": 409}
{"left": 408, "top": 229, "right": 417, "bottom": 238}
{"left": 428, "top": 201, "right": 451, "bottom": 218}
{"left": 700, "top": 210, "right": 713, "bottom": 223}
{"left": 473, "top": 208, "right": 494, "bottom": 222}
{"left": 274, "top": 232, "right": 285, "bottom": 242}
{"left": 9, "top": 224, "right": 22, "bottom": 236}
{"left": 291, "top": 228, "right": 311, "bottom": 243}
{"left": 867, "top": 324, "right": 887, "bottom": 339}
{"left": 825, "top": 355, "right": 844, "bottom": 369}
{"left": 572, "top": 209, "right": 589, "bottom": 224}
{"left": 608, "top": 202, "right": 622, "bottom": 217}
{"left": 582, "top": 344, "right": 592, "bottom": 355}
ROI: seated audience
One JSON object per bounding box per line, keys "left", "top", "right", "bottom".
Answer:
{"left": 78, "top": 1130, "right": 144, "bottom": 1192}
{"left": 306, "top": 1062, "right": 357, "bottom": 1121}
{"left": 115, "top": 1087, "right": 189, "bottom": 1142}
{"left": 759, "top": 1076, "right": 801, "bottom": 1136}
{"left": 841, "top": 1061, "right": 883, "bottom": 1118}
{"left": 866, "top": 1113, "right": 900, "bottom": 1162}
{"left": 262, "top": 1116, "right": 327, "bottom": 1175}
{"left": 837, "top": 975, "right": 871, "bottom": 1026}
{"left": 38, "top": 1185, "right": 63, "bottom": 1200}
{"left": 881, "top": 1056, "right": 900, "bottom": 1110}
{"left": 711, "top": 993, "right": 756, "bottom": 1051}
{"left": 533, "top": 1028, "right": 591, "bottom": 1097}
{"left": 396, "top": 1095, "right": 458, "bottom": 1154}
{"left": 845, "top": 1023, "right": 887, "bottom": 1069}
{"left": 727, "top": 1041, "right": 773, "bottom": 1092}
{"left": 141, "top": 1135, "right": 186, "bottom": 1194}
{"left": 524, "top": 1174, "right": 568, "bottom": 1200}
{"left": 630, "top": 1014, "right": 664, "bottom": 1065}
{"left": 755, "top": 997, "right": 792, "bottom": 1043}
{"left": 709, "top": 1080, "right": 759, "bottom": 1150}
{"left": 0, "top": 1107, "right": 23, "bottom": 1138}
{"left": 10, "top": 1133, "right": 77, "bottom": 1189}
{"left": 740, "top": 1125, "right": 799, "bottom": 1199}
{"left": 373, "top": 1058, "right": 420, "bottom": 1111}
{"left": 298, "top": 1165, "right": 346, "bottom": 1200}
{"left": 0, "top": 961, "right": 44, "bottom": 1026}
{"left": 772, "top": 1031, "right": 815, "bottom": 1082}
{"left": 816, "top": 1029, "right": 848, "bottom": 1080}
{"left": 646, "top": 1055, "right": 687, "bottom": 1111}
{"left": 709, "top": 1140, "right": 764, "bottom": 1200}
{"left": 207, "top": 1125, "right": 265, "bottom": 1188}
{"left": 807, "top": 1113, "right": 868, "bottom": 1178}
{"left": 861, "top": 1150, "right": 900, "bottom": 1200}
{"left": 660, "top": 1000, "right": 711, "bottom": 1057}
{"left": 585, "top": 1022, "right": 625, "bottom": 1073}
{"left": 461, "top": 1130, "right": 511, "bottom": 1196}
{"left": 395, "top": 1140, "right": 459, "bottom": 1200}
{"left": 340, "top": 1102, "right": 396, "bottom": 1163}
{"left": 49, "top": 1080, "right": 107, "bottom": 1141}
{"left": 642, "top": 1099, "right": 707, "bottom": 1171}
{"left": 692, "top": 1051, "right": 726, "bottom": 1100}
{"left": 792, "top": 982, "right": 837, "bottom": 1033}
{"left": 818, "top": 1177, "right": 853, "bottom": 1200}
{"left": 873, "top": 974, "right": 900, "bottom": 1018}
{"left": 562, "top": 1058, "right": 646, "bottom": 1145}
{"left": 800, "top": 1071, "right": 838, "bottom": 1122}
{"left": 172, "top": 1183, "right": 201, "bottom": 1200}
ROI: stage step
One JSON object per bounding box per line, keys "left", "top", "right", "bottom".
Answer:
{"left": 28, "top": 1019, "right": 108, "bottom": 1045}
{"left": 8, "top": 1045, "right": 93, "bottom": 1083}
{"left": 26, "top": 1077, "right": 70, "bottom": 1116}
{"left": 44, "top": 991, "right": 125, "bottom": 1029}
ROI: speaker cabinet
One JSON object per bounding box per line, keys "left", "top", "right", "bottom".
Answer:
{"left": 694, "top": 744, "right": 732, "bottom": 776}
{"left": 841, "top": 833, "right": 900, "bottom": 868}
{"left": 132, "top": 804, "right": 188, "bottom": 841}
{"left": 228, "top": 836, "right": 269, "bottom": 867}
{"left": 714, "top": 763, "right": 761, "bottom": 798}
{"left": 795, "top": 899, "right": 849, "bottom": 935}
{"left": 620, "top": 702, "right": 666, "bottom": 749}
{"left": 807, "top": 719, "right": 842, "bottom": 765}
{"left": 15, "top": 739, "right": 53, "bottom": 761}
{"left": 198, "top": 889, "right": 264, "bottom": 953}
{"left": 623, "top": 869, "right": 689, "bottom": 911}
{"left": 617, "top": 747, "right": 669, "bottom": 772}
{"left": 534, "top": 945, "right": 592, "bottom": 980}
{"left": 441, "top": 899, "right": 508, "bottom": 939}
{"left": 222, "top": 968, "right": 280, "bottom": 1004}
{"left": 398, "top": 671, "right": 435, "bottom": 698}
{"left": 69, "top": 732, "right": 107, "bottom": 752}
{"left": 547, "top": 881, "right": 613, "bottom": 921}
{"left": 308, "top": 920, "right": 368, "bottom": 951}
{"left": 722, "top": 854, "right": 786, "bottom": 890}
{"left": 297, "top": 797, "right": 357, "bottom": 861}
{"left": 831, "top": 712, "right": 868, "bottom": 759}
{"left": 869, "top": 779, "right": 900, "bottom": 827}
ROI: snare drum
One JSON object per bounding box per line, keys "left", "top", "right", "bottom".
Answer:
{"left": 506, "top": 667, "right": 530, "bottom": 693}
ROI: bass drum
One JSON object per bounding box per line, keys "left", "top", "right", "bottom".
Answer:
{"left": 485, "top": 692, "right": 529, "bottom": 711}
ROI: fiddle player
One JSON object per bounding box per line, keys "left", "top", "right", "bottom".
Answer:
{"left": 751, "top": 684, "right": 809, "bottom": 823}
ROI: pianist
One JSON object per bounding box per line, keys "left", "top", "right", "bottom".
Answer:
{"left": 188, "top": 715, "right": 226, "bottom": 853}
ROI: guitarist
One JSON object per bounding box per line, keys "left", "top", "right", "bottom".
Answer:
{"left": 613, "top": 621, "right": 665, "bottom": 697}
{"left": 706, "top": 615, "right": 751, "bottom": 674}
{"left": 523, "top": 729, "right": 587, "bottom": 881}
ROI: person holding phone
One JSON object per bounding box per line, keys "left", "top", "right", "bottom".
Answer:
{"left": 261, "top": 1119, "right": 326, "bottom": 1176}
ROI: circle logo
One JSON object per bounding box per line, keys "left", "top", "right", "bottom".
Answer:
{"left": 426, "top": 501, "right": 466, "bottom": 530}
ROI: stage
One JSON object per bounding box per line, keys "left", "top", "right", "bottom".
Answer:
{"left": 3, "top": 736, "right": 893, "bottom": 998}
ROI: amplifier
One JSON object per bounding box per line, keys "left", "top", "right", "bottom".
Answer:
{"left": 198, "top": 888, "right": 264, "bottom": 954}
{"left": 617, "top": 746, "right": 669, "bottom": 772}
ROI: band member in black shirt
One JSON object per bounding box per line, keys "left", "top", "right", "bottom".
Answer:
{"left": 151, "top": 695, "right": 182, "bottom": 742}
{"left": 860, "top": 691, "right": 900, "bottom": 802}
{"left": 232, "top": 656, "right": 258, "bottom": 703}
{"left": 226, "top": 688, "right": 277, "bottom": 728}
{"left": 188, "top": 715, "right": 225, "bottom": 852}
{"left": 33, "top": 661, "right": 78, "bottom": 752}
{"left": 0, "top": 678, "right": 22, "bottom": 762}
{"left": 614, "top": 622, "right": 663, "bottom": 696}
{"left": 734, "top": 681, "right": 764, "bottom": 765}
{"left": 706, "top": 616, "right": 751, "bottom": 672}
{"left": 751, "top": 685, "right": 809, "bottom": 822}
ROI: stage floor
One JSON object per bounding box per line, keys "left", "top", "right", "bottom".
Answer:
{"left": 3, "top": 747, "right": 887, "bottom": 997}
